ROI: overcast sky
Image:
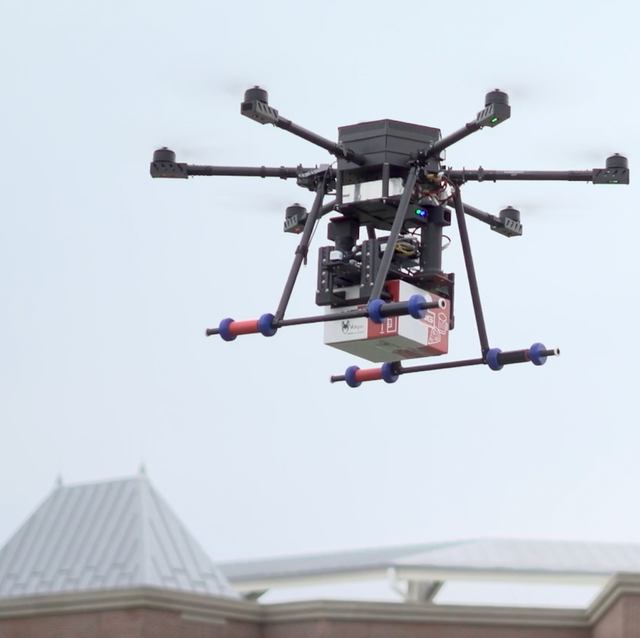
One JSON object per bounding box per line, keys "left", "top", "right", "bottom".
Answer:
{"left": 1, "top": 0, "right": 638, "bottom": 606}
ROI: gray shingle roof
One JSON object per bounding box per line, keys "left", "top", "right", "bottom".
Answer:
{"left": 0, "top": 473, "right": 237, "bottom": 599}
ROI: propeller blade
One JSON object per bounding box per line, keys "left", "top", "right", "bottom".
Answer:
{"left": 158, "top": 68, "right": 276, "bottom": 104}
{"left": 551, "top": 146, "right": 629, "bottom": 166}
{"left": 153, "top": 143, "right": 225, "bottom": 162}
{"left": 502, "top": 197, "right": 591, "bottom": 218}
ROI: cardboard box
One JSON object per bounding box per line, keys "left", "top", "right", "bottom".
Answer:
{"left": 324, "top": 280, "right": 450, "bottom": 363}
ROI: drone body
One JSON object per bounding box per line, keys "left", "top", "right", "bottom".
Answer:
{"left": 150, "top": 87, "right": 629, "bottom": 387}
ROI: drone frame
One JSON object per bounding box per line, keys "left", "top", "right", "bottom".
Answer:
{"left": 150, "top": 87, "right": 629, "bottom": 387}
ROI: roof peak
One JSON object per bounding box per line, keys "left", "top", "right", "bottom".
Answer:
{"left": 0, "top": 473, "right": 237, "bottom": 600}
{"left": 51, "top": 472, "right": 150, "bottom": 492}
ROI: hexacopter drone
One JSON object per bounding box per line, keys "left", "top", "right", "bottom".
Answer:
{"left": 150, "top": 87, "right": 629, "bottom": 387}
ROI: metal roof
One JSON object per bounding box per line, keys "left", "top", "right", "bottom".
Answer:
{"left": 219, "top": 541, "right": 463, "bottom": 581}
{"left": 219, "top": 538, "right": 640, "bottom": 593}
{"left": 394, "top": 538, "right": 640, "bottom": 577}
{"left": 0, "top": 472, "right": 237, "bottom": 599}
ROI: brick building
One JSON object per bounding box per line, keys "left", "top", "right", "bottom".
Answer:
{"left": 1, "top": 473, "right": 639, "bottom": 637}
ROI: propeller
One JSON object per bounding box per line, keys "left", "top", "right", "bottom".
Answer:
{"left": 157, "top": 67, "right": 276, "bottom": 104}
{"left": 492, "top": 82, "right": 530, "bottom": 103}
{"left": 216, "top": 77, "right": 264, "bottom": 99}
{"left": 556, "top": 148, "right": 630, "bottom": 166}
{"left": 224, "top": 195, "right": 305, "bottom": 214}
{"left": 152, "top": 142, "right": 229, "bottom": 162}
{"left": 498, "top": 195, "right": 597, "bottom": 221}
{"left": 498, "top": 200, "right": 546, "bottom": 214}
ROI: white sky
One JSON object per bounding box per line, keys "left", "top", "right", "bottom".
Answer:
{"left": 1, "top": 0, "right": 639, "bottom": 607}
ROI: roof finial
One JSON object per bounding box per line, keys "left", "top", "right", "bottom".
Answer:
{"left": 138, "top": 462, "right": 147, "bottom": 477}
{"left": 55, "top": 474, "right": 63, "bottom": 488}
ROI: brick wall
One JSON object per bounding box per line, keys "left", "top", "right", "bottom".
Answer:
{"left": 594, "top": 597, "right": 624, "bottom": 638}
{"left": 2, "top": 596, "right": 640, "bottom": 638}
{"left": 620, "top": 596, "right": 640, "bottom": 638}
{"left": 140, "top": 609, "right": 260, "bottom": 638}
{"left": 0, "top": 609, "right": 260, "bottom": 638}
{"left": 263, "top": 620, "right": 591, "bottom": 638}
{"left": 593, "top": 595, "right": 640, "bottom": 638}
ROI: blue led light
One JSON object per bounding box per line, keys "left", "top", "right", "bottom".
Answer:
{"left": 415, "top": 208, "right": 427, "bottom": 217}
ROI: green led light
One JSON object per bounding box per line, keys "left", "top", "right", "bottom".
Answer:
{"left": 609, "top": 180, "right": 619, "bottom": 184}
{"left": 491, "top": 117, "right": 499, "bottom": 123}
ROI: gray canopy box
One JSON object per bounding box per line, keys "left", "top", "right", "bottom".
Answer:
{"left": 337, "top": 119, "right": 442, "bottom": 184}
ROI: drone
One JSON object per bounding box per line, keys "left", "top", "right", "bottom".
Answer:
{"left": 150, "top": 87, "right": 629, "bottom": 388}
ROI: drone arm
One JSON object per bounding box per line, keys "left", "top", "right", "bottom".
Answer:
{"left": 240, "top": 88, "right": 366, "bottom": 165}
{"left": 426, "top": 120, "right": 481, "bottom": 159}
{"left": 274, "top": 116, "right": 366, "bottom": 165}
{"left": 320, "top": 199, "right": 337, "bottom": 217}
{"left": 448, "top": 169, "right": 594, "bottom": 183}
{"left": 184, "top": 164, "right": 303, "bottom": 178}
{"left": 424, "top": 90, "right": 511, "bottom": 159}
{"left": 461, "top": 202, "right": 497, "bottom": 226}
{"left": 150, "top": 157, "right": 312, "bottom": 180}
{"left": 447, "top": 156, "right": 629, "bottom": 185}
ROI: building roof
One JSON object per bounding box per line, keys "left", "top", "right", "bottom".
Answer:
{"left": 393, "top": 538, "right": 640, "bottom": 578}
{"left": 0, "top": 471, "right": 237, "bottom": 599}
{"left": 219, "top": 537, "right": 640, "bottom": 595}
{"left": 219, "top": 541, "right": 460, "bottom": 583}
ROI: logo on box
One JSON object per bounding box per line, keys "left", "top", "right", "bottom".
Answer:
{"left": 341, "top": 319, "right": 365, "bottom": 336}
